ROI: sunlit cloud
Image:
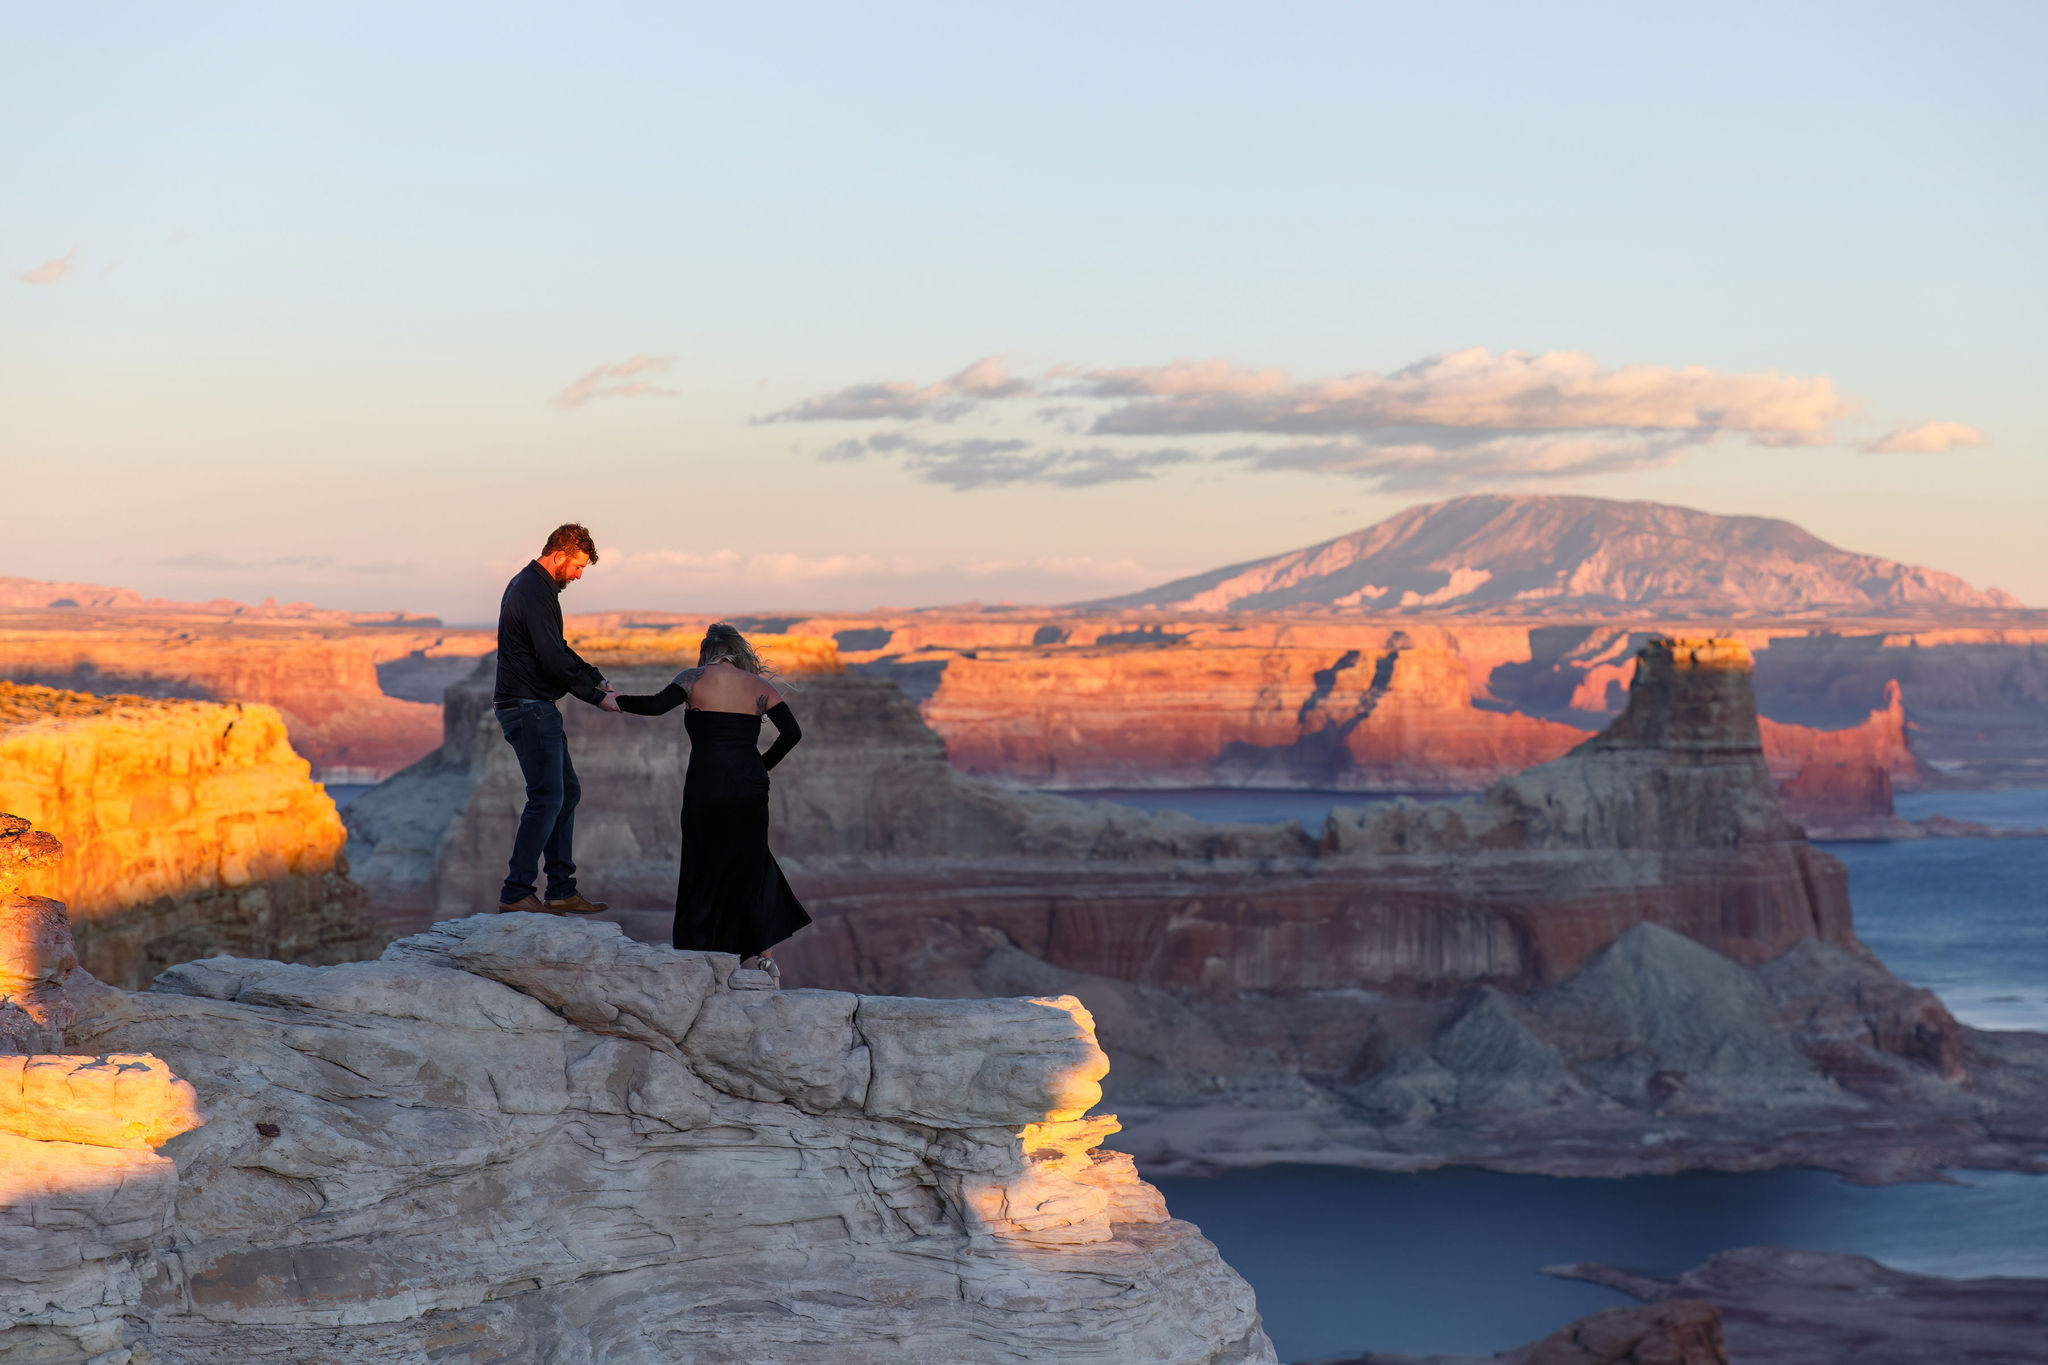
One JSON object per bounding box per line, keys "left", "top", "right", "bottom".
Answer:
{"left": 1226, "top": 430, "right": 1699, "bottom": 489}
{"left": 552, "top": 355, "right": 679, "bottom": 408}
{"left": 823, "top": 432, "right": 1194, "bottom": 489}
{"left": 956, "top": 554, "right": 1150, "bottom": 579}
{"left": 767, "top": 347, "right": 1985, "bottom": 494}
{"left": 764, "top": 355, "right": 1031, "bottom": 423}
{"left": 1080, "top": 349, "right": 1848, "bottom": 441}
{"left": 17, "top": 250, "right": 76, "bottom": 285}
{"left": 1861, "top": 420, "right": 1986, "bottom": 454}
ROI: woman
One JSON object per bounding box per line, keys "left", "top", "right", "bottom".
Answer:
{"left": 615, "top": 623, "right": 809, "bottom": 973}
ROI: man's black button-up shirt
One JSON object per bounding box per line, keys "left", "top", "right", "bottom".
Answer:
{"left": 493, "top": 561, "right": 607, "bottom": 707}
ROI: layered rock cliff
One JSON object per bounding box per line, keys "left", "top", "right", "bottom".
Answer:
{"left": 812, "top": 619, "right": 1937, "bottom": 795}
{"left": 644, "top": 605, "right": 2037, "bottom": 788}
{"left": 0, "top": 819, "right": 1274, "bottom": 1364}
{"left": 0, "top": 589, "right": 488, "bottom": 781}
{"left": 351, "top": 640, "right": 1852, "bottom": 986}
{"left": 785, "top": 639, "right": 1860, "bottom": 1001}
{"left": 921, "top": 642, "right": 1588, "bottom": 790}
{"left": 0, "top": 684, "right": 380, "bottom": 986}
{"left": 333, "top": 638, "right": 2048, "bottom": 1179}
{"left": 1755, "top": 679, "right": 1922, "bottom": 786}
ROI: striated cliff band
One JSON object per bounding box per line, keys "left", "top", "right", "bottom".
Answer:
{"left": 0, "top": 817, "right": 1273, "bottom": 1364}
{"left": 346, "top": 638, "right": 2048, "bottom": 1181}
{"left": 0, "top": 682, "right": 380, "bottom": 987}
{"left": 0, "top": 579, "right": 491, "bottom": 782}
{"left": 560, "top": 611, "right": 1946, "bottom": 795}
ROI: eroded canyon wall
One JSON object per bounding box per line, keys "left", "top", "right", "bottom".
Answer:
{"left": 0, "top": 683, "right": 380, "bottom": 986}
{"left": 581, "top": 609, "right": 1972, "bottom": 792}
{"left": 0, "top": 818, "right": 1274, "bottom": 1365}
{"left": 919, "top": 642, "right": 1589, "bottom": 789}
{"left": 789, "top": 638, "right": 1858, "bottom": 1001}
{"left": 349, "top": 638, "right": 1852, "bottom": 999}
{"left": 0, "top": 596, "right": 489, "bottom": 781}
{"left": 338, "top": 639, "right": 2048, "bottom": 1181}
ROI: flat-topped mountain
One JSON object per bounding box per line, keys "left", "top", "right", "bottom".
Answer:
{"left": 1091, "top": 494, "right": 2022, "bottom": 615}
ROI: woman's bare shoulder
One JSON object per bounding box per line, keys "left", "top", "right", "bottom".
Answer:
{"left": 671, "top": 666, "right": 707, "bottom": 691}
{"left": 753, "top": 678, "right": 784, "bottom": 712}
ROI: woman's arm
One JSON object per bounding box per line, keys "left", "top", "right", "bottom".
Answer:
{"left": 760, "top": 701, "right": 802, "bottom": 770}
{"left": 615, "top": 668, "right": 704, "bottom": 717}
{"left": 615, "top": 682, "right": 685, "bottom": 716}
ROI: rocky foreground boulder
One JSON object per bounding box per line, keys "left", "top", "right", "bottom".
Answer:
{"left": 0, "top": 818, "right": 1273, "bottom": 1364}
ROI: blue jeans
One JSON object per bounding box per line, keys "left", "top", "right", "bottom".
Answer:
{"left": 497, "top": 699, "right": 580, "bottom": 903}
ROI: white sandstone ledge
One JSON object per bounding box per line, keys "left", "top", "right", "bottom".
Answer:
{"left": 3, "top": 913, "right": 1275, "bottom": 1364}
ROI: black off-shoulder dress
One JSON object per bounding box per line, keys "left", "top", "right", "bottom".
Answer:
{"left": 616, "top": 676, "right": 810, "bottom": 956}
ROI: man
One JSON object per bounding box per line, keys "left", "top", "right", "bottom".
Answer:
{"left": 493, "top": 523, "right": 621, "bottom": 915}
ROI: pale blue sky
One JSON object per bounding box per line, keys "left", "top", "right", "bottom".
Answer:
{"left": 5, "top": 2, "right": 2042, "bottom": 619}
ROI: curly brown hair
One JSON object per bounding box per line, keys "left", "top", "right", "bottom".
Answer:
{"left": 541, "top": 523, "right": 598, "bottom": 564}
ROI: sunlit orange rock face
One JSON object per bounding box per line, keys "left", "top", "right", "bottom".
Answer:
{"left": 0, "top": 585, "right": 489, "bottom": 781}
{"left": 923, "top": 641, "right": 1589, "bottom": 789}
{"left": 564, "top": 626, "right": 844, "bottom": 676}
{"left": 0, "top": 817, "right": 205, "bottom": 1365}
{"left": 0, "top": 683, "right": 382, "bottom": 986}
{"left": 1, "top": 811, "right": 79, "bottom": 1051}
{"left": 1758, "top": 680, "right": 1922, "bottom": 786}
{"left": 908, "top": 627, "right": 1920, "bottom": 795}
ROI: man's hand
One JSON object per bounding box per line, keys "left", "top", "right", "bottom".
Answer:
{"left": 599, "top": 687, "right": 622, "bottom": 713}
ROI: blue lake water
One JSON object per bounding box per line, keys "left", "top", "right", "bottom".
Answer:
{"left": 1833, "top": 800, "right": 2048, "bottom": 1034}
{"left": 1081, "top": 785, "right": 2048, "bottom": 1362}
{"left": 1153, "top": 1165, "right": 2048, "bottom": 1362}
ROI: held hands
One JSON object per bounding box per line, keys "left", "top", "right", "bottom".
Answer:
{"left": 599, "top": 686, "right": 622, "bottom": 713}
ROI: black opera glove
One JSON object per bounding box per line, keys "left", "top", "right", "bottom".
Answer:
{"left": 761, "top": 701, "right": 802, "bottom": 770}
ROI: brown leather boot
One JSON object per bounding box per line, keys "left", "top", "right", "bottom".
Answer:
{"left": 496, "top": 894, "right": 544, "bottom": 913}
{"left": 542, "top": 892, "right": 608, "bottom": 915}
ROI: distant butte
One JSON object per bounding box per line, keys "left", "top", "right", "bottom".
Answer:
{"left": 1083, "top": 493, "right": 2024, "bottom": 616}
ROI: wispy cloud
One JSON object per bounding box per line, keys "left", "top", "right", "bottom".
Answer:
{"left": 1080, "top": 349, "right": 1848, "bottom": 442}
{"left": 159, "top": 552, "right": 337, "bottom": 570}
{"left": 613, "top": 548, "right": 923, "bottom": 581}
{"left": 764, "top": 355, "right": 1031, "bottom": 423}
{"left": 552, "top": 355, "right": 679, "bottom": 408}
{"left": 823, "top": 432, "right": 1194, "bottom": 488}
{"left": 767, "top": 347, "right": 1979, "bottom": 493}
{"left": 17, "top": 250, "right": 76, "bottom": 285}
{"left": 1861, "top": 420, "right": 1986, "bottom": 454}
{"left": 155, "top": 552, "right": 421, "bottom": 576}
{"left": 1226, "top": 430, "right": 1699, "bottom": 489}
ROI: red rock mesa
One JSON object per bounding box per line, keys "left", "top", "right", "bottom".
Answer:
{"left": 0, "top": 682, "right": 381, "bottom": 986}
